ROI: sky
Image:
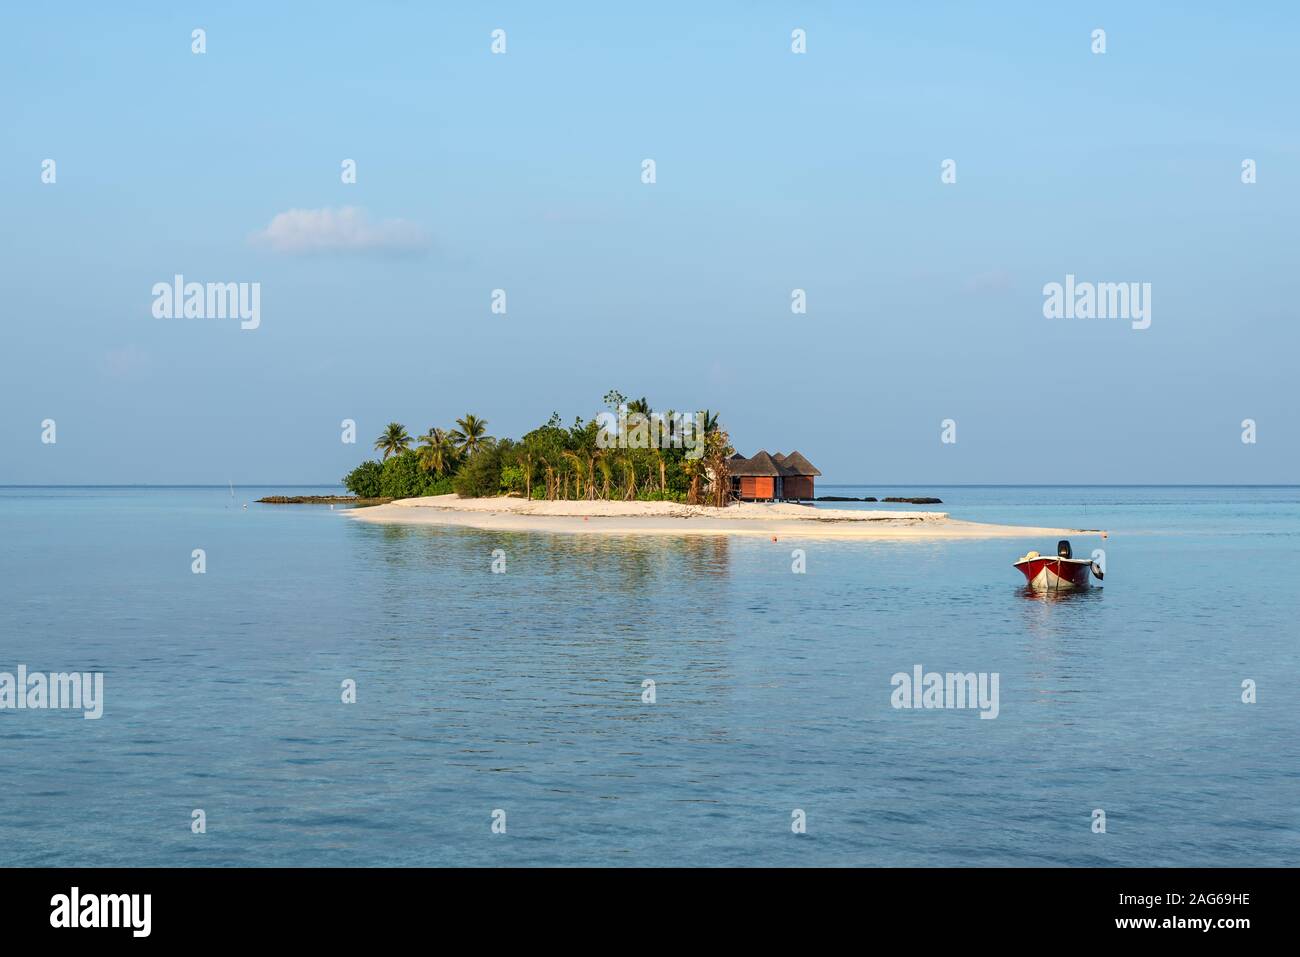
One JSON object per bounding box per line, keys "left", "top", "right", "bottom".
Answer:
{"left": 2, "top": 2, "right": 1297, "bottom": 485}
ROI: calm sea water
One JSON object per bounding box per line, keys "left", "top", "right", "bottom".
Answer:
{"left": 1, "top": 485, "right": 1297, "bottom": 867}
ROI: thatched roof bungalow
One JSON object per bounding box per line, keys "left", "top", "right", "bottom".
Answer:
{"left": 728, "top": 449, "right": 821, "bottom": 501}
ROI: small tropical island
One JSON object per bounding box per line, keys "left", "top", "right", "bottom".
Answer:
{"left": 341, "top": 392, "right": 742, "bottom": 506}
{"left": 325, "top": 391, "right": 1094, "bottom": 540}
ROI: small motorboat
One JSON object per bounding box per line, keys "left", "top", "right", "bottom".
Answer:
{"left": 1014, "top": 540, "right": 1103, "bottom": 591}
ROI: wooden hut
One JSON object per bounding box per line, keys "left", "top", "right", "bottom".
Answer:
{"left": 728, "top": 449, "right": 821, "bottom": 501}
{"left": 775, "top": 451, "right": 821, "bottom": 501}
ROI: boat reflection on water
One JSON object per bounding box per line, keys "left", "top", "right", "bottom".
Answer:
{"left": 1014, "top": 576, "right": 1106, "bottom": 663}
{"left": 1015, "top": 583, "right": 1105, "bottom": 605}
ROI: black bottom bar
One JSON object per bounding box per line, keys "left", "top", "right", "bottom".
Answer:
{"left": 0, "top": 867, "right": 1276, "bottom": 942}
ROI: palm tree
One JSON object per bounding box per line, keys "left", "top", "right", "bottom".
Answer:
{"left": 683, "top": 456, "right": 704, "bottom": 506}
{"left": 562, "top": 450, "right": 584, "bottom": 499}
{"left": 597, "top": 454, "right": 614, "bottom": 499}
{"left": 417, "top": 428, "right": 456, "bottom": 475}
{"left": 517, "top": 446, "right": 536, "bottom": 500}
{"left": 450, "top": 414, "right": 491, "bottom": 456}
{"left": 539, "top": 457, "right": 557, "bottom": 500}
{"left": 704, "top": 426, "right": 734, "bottom": 507}
{"left": 621, "top": 452, "right": 638, "bottom": 500}
{"left": 562, "top": 446, "right": 601, "bottom": 500}
{"left": 374, "top": 422, "right": 412, "bottom": 460}
{"left": 650, "top": 447, "right": 667, "bottom": 494}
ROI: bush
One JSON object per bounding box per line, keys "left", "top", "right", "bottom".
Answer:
{"left": 453, "top": 452, "right": 502, "bottom": 498}
{"left": 422, "top": 474, "right": 455, "bottom": 496}
{"left": 345, "top": 454, "right": 453, "bottom": 499}
{"left": 499, "top": 465, "right": 525, "bottom": 495}
{"left": 342, "top": 460, "right": 384, "bottom": 498}
{"left": 636, "top": 488, "right": 686, "bottom": 503}
{"left": 379, "top": 451, "right": 429, "bottom": 499}
{"left": 453, "top": 441, "right": 515, "bottom": 498}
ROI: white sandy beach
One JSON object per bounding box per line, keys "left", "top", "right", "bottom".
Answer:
{"left": 346, "top": 494, "right": 1096, "bottom": 540}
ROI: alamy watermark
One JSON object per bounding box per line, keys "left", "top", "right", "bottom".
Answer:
{"left": 50, "top": 887, "right": 150, "bottom": 937}
{"left": 1043, "top": 274, "right": 1150, "bottom": 330}
{"left": 1, "top": 665, "right": 104, "bottom": 719}
{"left": 891, "top": 665, "right": 999, "bottom": 719}
{"left": 152, "top": 274, "right": 261, "bottom": 330}
{"left": 596, "top": 406, "right": 705, "bottom": 459}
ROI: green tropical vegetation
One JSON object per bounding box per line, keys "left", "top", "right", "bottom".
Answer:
{"left": 342, "top": 393, "right": 736, "bottom": 506}
{"left": 373, "top": 422, "right": 412, "bottom": 459}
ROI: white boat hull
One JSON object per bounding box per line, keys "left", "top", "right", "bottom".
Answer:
{"left": 1015, "top": 556, "right": 1095, "bottom": 591}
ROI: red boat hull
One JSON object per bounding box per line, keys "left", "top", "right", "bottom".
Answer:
{"left": 1014, "top": 557, "right": 1094, "bottom": 591}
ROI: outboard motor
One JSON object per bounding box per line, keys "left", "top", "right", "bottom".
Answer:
{"left": 1056, "top": 540, "right": 1073, "bottom": 559}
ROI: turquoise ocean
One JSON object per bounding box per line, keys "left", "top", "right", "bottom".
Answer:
{"left": 1, "top": 485, "right": 1296, "bottom": 866}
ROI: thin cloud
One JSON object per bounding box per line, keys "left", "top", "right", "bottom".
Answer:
{"left": 249, "top": 206, "right": 431, "bottom": 255}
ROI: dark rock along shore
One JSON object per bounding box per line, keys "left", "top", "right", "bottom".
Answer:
{"left": 815, "top": 495, "right": 942, "bottom": 505}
